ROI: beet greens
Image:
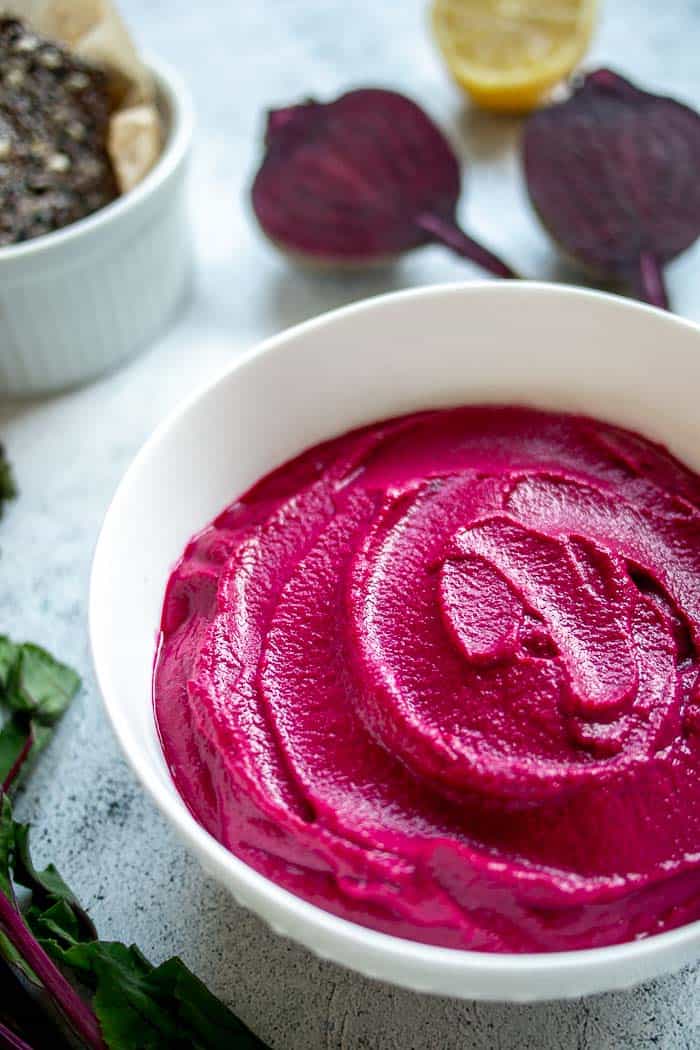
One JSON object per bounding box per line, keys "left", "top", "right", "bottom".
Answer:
{"left": 0, "top": 457, "right": 268, "bottom": 1049}
{"left": 0, "top": 448, "right": 15, "bottom": 521}
{"left": 0, "top": 797, "right": 269, "bottom": 1049}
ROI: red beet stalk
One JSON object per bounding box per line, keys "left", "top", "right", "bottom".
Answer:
{"left": 0, "top": 1022, "right": 34, "bottom": 1050}
{"left": 628, "top": 252, "right": 669, "bottom": 312}
{"left": 0, "top": 891, "right": 104, "bottom": 1050}
{"left": 415, "top": 213, "right": 516, "bottom": 279}
{"left": 1, "top": 734, "right": 33, "bottom": 796}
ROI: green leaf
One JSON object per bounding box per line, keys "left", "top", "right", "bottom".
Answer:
{"left": 0, "top": 930, "right": 27, "bottom": 978}
{"left": 43, "top": 939, "right": 268, "bottom": 1049}
{"left": 28, "top": 899, "right": 81, "bottom": 949}
{"left": 29, "top": 721, "right": 52, "bottom": 753}
{"left": 0, "top": 794, "right": 15, "bottom": 899}
{"left": 0, "top": 718, "right": 66, "bottom": 796}
{"left": 92, "top": 943, "right": 182, "bottom": 1049}
{"left": 0, "top": 638, "right": 19, "bottom": 692}
{"left": 0, "top": 721, "right": 29, "bottom": 792}
{"left": 8, "top": 645, "right": 81, "bottom": 721}
{"left": 0, "top": 799, "right": 35, "bottom": 981}
{"left": 0, "top": 445, "right": 16, "bottom": 519}
{"left": 46, "top": 941, "right": 180, "bottom": 1049}
{"left": 14, "top": 824, "right": 76, "bottom": 901}
{"left": 14, "top": 823, "right": 97, "bottom": 944}
{"left": 0, "top": 640, "right": 80, "bottom": 794}
{"left": 150, "top": 956, "right": 267, "bottom": 1048}
{"left": 1, "top": 771, "right": 270, "bottom": 1049}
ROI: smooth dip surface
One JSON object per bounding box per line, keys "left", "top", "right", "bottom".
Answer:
{"left": 154, "top": 407, "right": 700, "bottom": 952}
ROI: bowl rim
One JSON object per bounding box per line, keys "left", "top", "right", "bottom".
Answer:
{"left": 0, "top": 52, "right": 194, "bottom": 264}
{"left": 90, "top": 281, "right": 700, "bottom": 987}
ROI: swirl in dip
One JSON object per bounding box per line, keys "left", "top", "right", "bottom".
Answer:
{"left": 154, "top": 407, "right": 700, "bottom": 952}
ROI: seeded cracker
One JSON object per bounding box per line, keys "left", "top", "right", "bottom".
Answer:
{"left": 0, "top": 17, "right": 117, "bottom": 244}
{"left": 0, "top": 1, "right": 161, "bottom": 243}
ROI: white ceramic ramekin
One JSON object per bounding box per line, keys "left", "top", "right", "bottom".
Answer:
{"left": 0, "top": 56, "right": 193, "bottom": 398}
{"left": 90, "top": 283, "right": 700, "bottom": 1001}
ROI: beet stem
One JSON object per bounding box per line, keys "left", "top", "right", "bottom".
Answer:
{"left": 416, "top": 213, "right": 518, "bottom": 279}
{"left": 630, "top": 252, "right": 669, "bottom": 310}
{"left": 1, "top": 732, "right": 33, "bottom": 796}
{"left": 0, "top": 1021, "right": 34, "bottom": 1050}
{"left": 0, "top": 893, "right": 104, "bottom": 1050}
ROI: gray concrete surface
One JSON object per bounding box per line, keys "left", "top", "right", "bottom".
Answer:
{"left": 2, "top": 1, "right": 700, "bottom": 1046}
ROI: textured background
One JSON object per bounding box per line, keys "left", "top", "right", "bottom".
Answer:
{"left": 2, "top": 1, "right": 700, "bottom": 1046}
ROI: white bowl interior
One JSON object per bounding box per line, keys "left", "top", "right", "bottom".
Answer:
{"left": 90, "top": 283, "right": 700, "bottom": 1000}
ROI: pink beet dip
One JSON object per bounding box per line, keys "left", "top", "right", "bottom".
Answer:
{"left": 154, "top": 407, "right": 700, "bottom": 952}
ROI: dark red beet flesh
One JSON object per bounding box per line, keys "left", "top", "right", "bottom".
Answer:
{"left": 523, "top": 69, "right": 700, "bottom": 310}
{"left": 251, "top": 88, "right": 516, "bottom": 278}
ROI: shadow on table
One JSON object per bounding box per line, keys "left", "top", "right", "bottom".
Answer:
{"left": 262, "top": 251, "right": 618, "bottom": 338}
{"left": 450, "top": 103, "right": 524, "bottom": 164}
{"left": 261, "top": 258, "right": 422, "bottom": 333}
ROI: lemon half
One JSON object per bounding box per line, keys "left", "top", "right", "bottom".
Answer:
{"left": 432, "top": 0, "right": 597, "bottom": 113}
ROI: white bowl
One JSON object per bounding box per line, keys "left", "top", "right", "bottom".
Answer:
{"left": 90, "top": 282, "right": 700, "bottom": 1001}
{"left": 0, "top": 55, "right": 194, "bottom": 398}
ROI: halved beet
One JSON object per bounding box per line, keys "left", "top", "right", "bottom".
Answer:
{"left": 251, "top": 88, "right": 516, "bottom": 278}
{"left": 523, "top": 69, "right": 700, "bottom": 310}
